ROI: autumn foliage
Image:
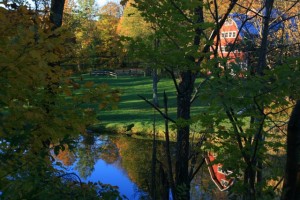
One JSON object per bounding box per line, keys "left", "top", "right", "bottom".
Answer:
{"left": 0, "top": 5, "right": 120, "bottom": 198}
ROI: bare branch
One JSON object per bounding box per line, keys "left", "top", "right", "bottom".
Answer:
{"left": 236, "top": 2, "right": 265, "bottom": 18}
{"left": 165, "top": 67, "right": 180, "bottom": 93}
{"left": 190, "top": 76, "right": 210, "bottom": 104}
{"left": 273, "top": 176, "right": 284, "bottom": 191}
{"left": 189, "top": 157, "right": 205, "bottom": 181}
{"left": 138, "top": 95, "right": 176, "bottom": 123}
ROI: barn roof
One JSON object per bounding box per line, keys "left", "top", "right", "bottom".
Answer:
{"left": 229, "top": 13, "right": 259, "bottom": 39}
{"left": 229, "top": 9, "right": 298, "bottom": 40}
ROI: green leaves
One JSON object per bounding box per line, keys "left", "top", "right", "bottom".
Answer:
{"left": 0, "top": 5, "right": 121, "bottom": 199}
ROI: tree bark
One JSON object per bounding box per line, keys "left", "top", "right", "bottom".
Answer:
{"left": 247, "top": 1, "right": 274, "bottom": 198}
{"left": 164, "top": 91, "right": 176, "bottom": 200}
{"left": 151, "top": 112, "right": 157, "bottom": 199}
{"left": 175, "top": 70, "right": 196, "bottom": 200}
{"left": 50, "top": 0, "right": 66, "bottom": 28}
{"left": 281, "top": 100, "right": 300, "bottom": 200}
{"left": 152, "top": 69, "right": 159, "bottom": 107}
{"left": 174, "top": 3, "right": 202, "bottom": 199}
{"left": 257, "top": 0, "right": 274, "bottom": 75}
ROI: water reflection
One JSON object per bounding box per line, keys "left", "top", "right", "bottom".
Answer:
{"left": 55, "top": 134, "right": 226, "bottom": 200}
{"left": 75, "top": 134, "right": 101, "bottom": 179}
{"left": 54, "top": 135, "right": 148, "bottom": 199}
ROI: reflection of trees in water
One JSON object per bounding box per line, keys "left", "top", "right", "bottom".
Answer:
{"left": 112, "top": 137, "right": 173, "bottom": 199}
{"left": 98, "top": 136, "right": 119, "bottom": 164}
{"left": 55, "top": 145, "right": 76, "bottom": 166}
{"left": 57, "top": 134, "right": 226, "bottom": 199}
{"left": 191, "top": 167, "right": 227, "bottom": 200}
{"left": 114, "top": 137, "right": 152, "bottom": 185}
{"left": 112, "top": 136, "right": 226, "bottom": 199}
{"left": 75, "top": 134, "right": 102, "bottom": 179}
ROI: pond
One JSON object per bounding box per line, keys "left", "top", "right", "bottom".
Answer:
{"left": 54, "top": 134, "right": 226, "bottom": 199}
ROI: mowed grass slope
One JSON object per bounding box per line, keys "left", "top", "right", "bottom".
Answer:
{"left": 78, "top": 74, "right": 205, "bottom": 135}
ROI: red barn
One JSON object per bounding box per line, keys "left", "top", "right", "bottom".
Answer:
{"left": 205, "top": 152, "right": 234, "bottom": 191}
{"left": 211, "top": 10, "right": 298, "bottom": 74}
{"left": 211, "top": 13, "right": 261, "bottom": 74}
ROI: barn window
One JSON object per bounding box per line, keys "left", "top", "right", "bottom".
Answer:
{"left": 221, "top": 31, "right": 237, "bottom": 38}
{"left": 217, "top": 165, "right": 233, "bottom": 175}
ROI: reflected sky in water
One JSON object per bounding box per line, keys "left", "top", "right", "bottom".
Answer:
{"left": 55, "top": 135, "right": 223, "bottom": 200}
{"left": 55, "top": 135, "right": 146, "bottom": 199}
{"left": 85, "top": 159, "right": 141, "bottom": 199}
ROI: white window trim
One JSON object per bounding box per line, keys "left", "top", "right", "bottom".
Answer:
{"left": 221, "top": 31, "right": 237, "bottom": 38}
{"left": 217, "top": 165, "right": 233, "bottom": 175}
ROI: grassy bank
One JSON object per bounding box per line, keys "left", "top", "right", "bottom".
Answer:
{"left": 77, "top": 74, "right": 205, "bottom": 137}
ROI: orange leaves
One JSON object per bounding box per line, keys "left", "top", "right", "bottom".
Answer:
{"left": 64, "top": 88, "right": 72, "bottom": 96}
{"left": 84, "top": 81, "right": 94, "bottom": 88}
{"left": 63, "top": 69, "right": 73, "bottom": 77}
{"left": 98, "top": 103, "right": 107, "bottom": 110}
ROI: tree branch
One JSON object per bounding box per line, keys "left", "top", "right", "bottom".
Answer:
{"left": 169, "top": 0, "right": 194, "bottom": 24}
{"left": 138, "top": 95, "right": 176, "bottom": 123}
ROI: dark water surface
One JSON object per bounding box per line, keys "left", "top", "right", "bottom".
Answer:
{"left": 54, "top": 134, "right": 225, "bottom": 199}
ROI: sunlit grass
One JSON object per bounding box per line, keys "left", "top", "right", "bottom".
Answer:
{"left": 76, "top": 74, "right": 205, "bottom": 135}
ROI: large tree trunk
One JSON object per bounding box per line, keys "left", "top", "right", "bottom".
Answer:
{"left": 243, "top": 166, "right": 257, "bottom": 200}
{"left": 281, "top": 100, "right": 300, "bottom": 200}
{"left": 175, "top": 70, "right": 196, "bottom": 200}
{"left": 173, "top": 3, "right": 202, "bottom": 199}
{"left": 50, "top": 0, "right": 66, "bottom": 28}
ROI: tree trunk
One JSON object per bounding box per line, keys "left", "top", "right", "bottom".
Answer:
{"left": 164, "top": 91, "right": 176, "bottom": 200}
{"left": 151, "top": 112, "right": 157, "bottom": 199}
{"left": 50, "top": 0, "right": 66, "bottom": 28}
{"left": 152, "top": 68, "right": 159, "bottom": 107}
{"left": 175, "top": 70, "right": 196, "bottom": 200}
{"left": 247, "top": 1, "right": 274, "bottom": 198}
{"left": 243, "top": 166, "right": 257, "bottom": 200}
{"left": 281, "top": 100, "right": 300, "bottom": 200}
{"left": 257, "top": 0, "right": 274, "bottom": 75}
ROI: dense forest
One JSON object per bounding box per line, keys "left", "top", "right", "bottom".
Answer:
{"left": 0, "top": 0, "right": 300, "bottom": 199}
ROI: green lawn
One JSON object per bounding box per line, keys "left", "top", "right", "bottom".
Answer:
{"left": 77, "top": 74, "right": 205, "bottom": 136}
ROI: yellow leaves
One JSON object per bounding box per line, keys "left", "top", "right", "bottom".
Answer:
{"left": 18, "top": 6, "right": 29, "bottom": 14}
{"left": 29, "top": 50, "right": 41, "bottom": 59}
{"left": 53, "top": 45, "right": 66, "bottom": 55}
{"left": 46, "top": 52, "right": 59, "bottom": 63}
{"left": 7, "top": 49, "right": 18, "bottom": 58}
{"left": 0, "top": 8, "right": 8, "bottom": 21}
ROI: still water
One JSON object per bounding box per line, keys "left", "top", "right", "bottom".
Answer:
{"left": 54, "top": 134, "right": 225, "bottom": 199}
